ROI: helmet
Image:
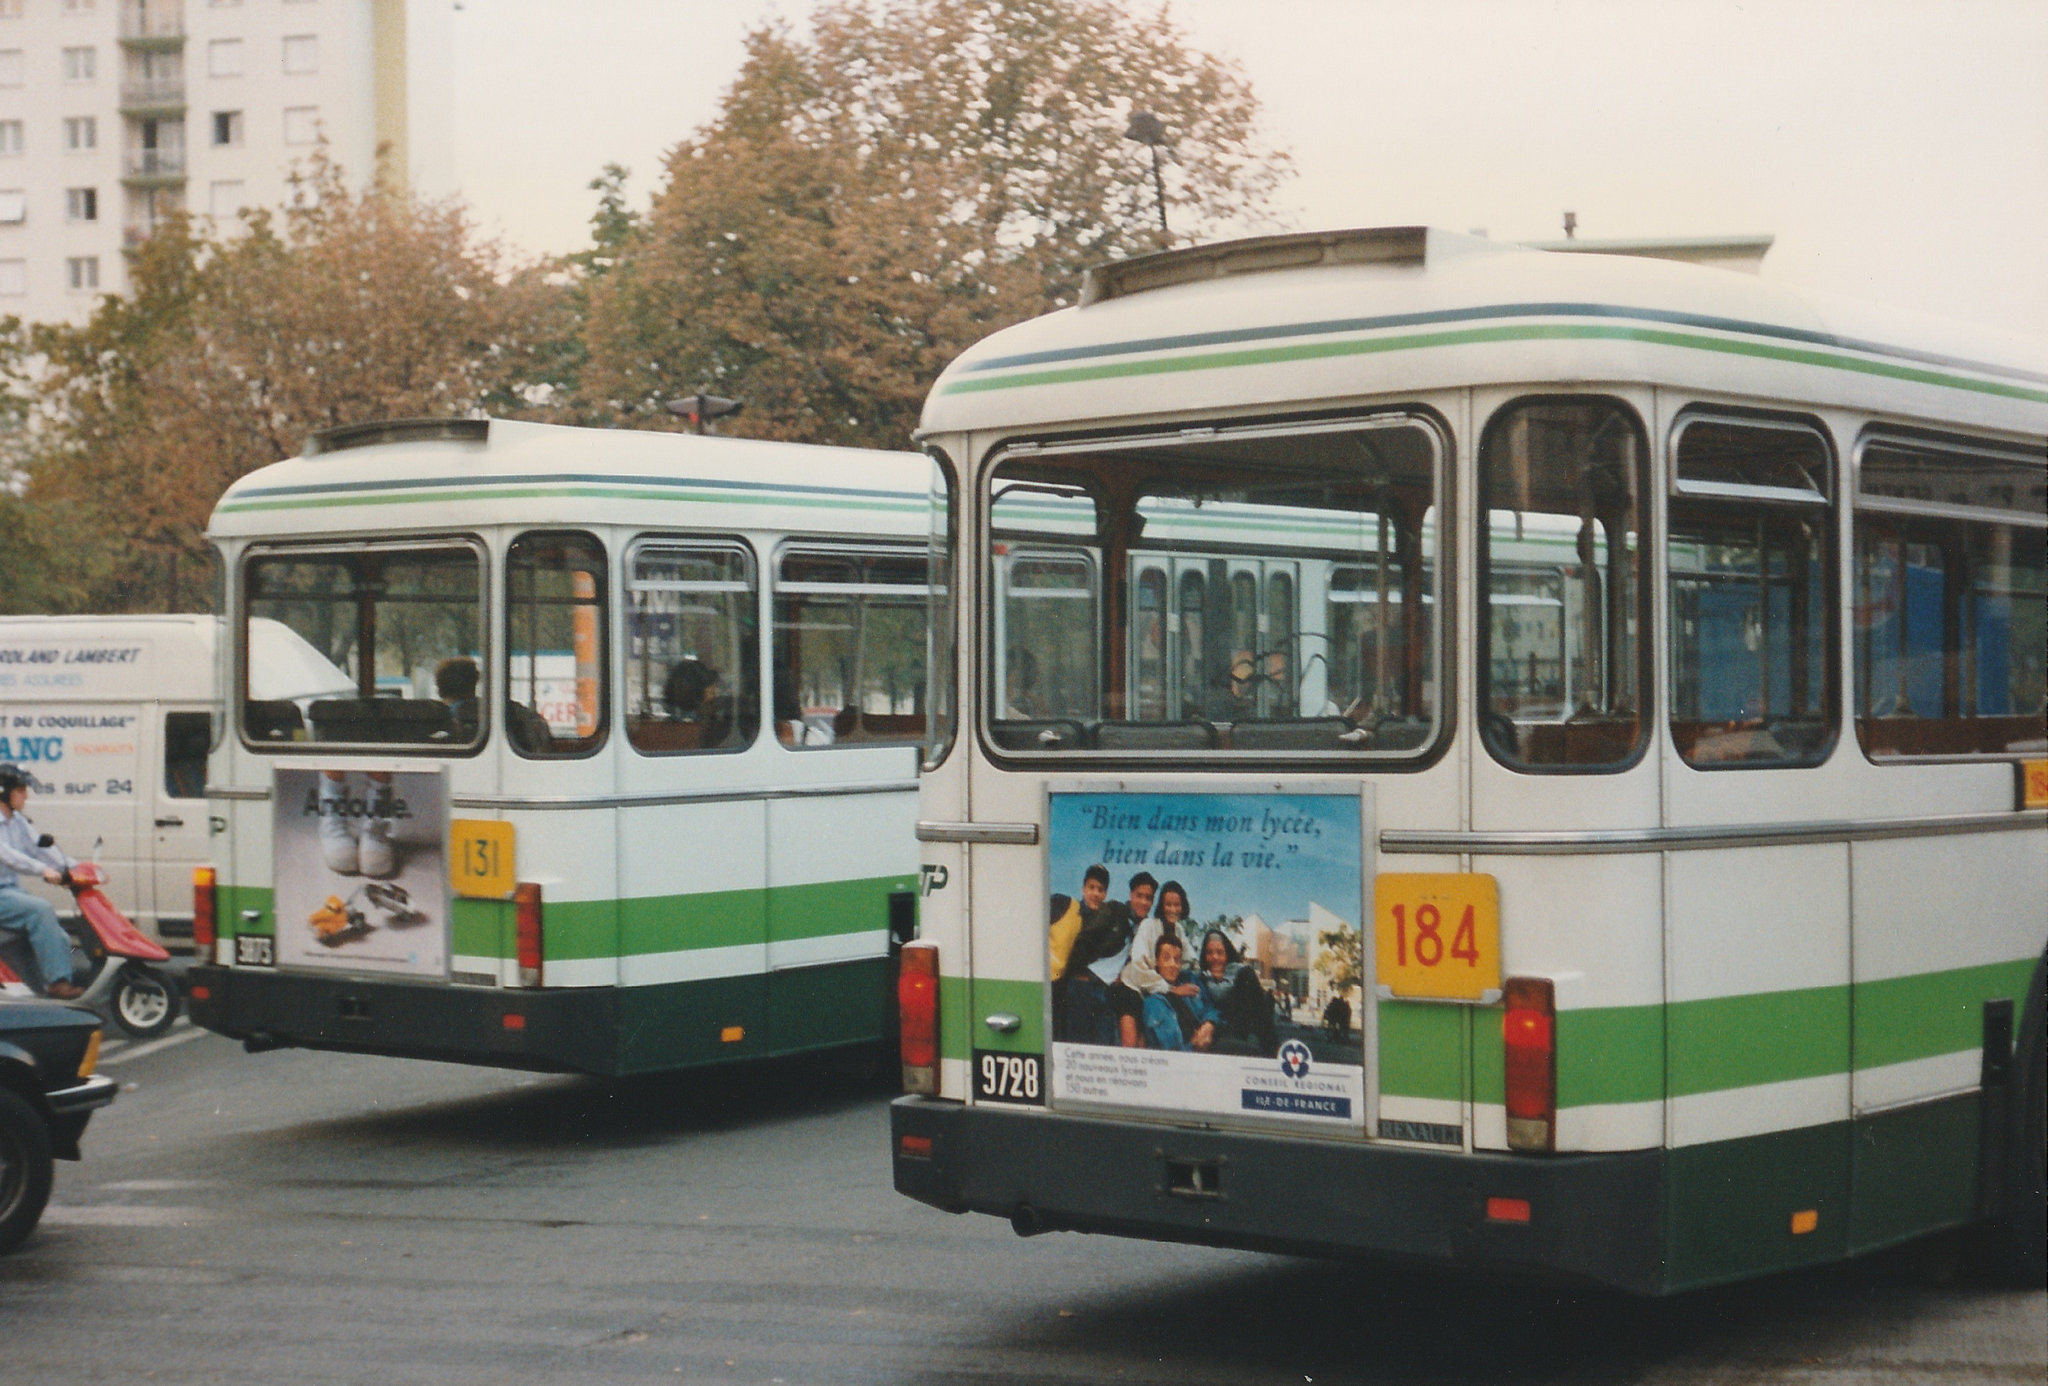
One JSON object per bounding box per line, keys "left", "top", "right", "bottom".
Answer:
{"left": 0, "top": 764, "right": 26, "bottom": 795}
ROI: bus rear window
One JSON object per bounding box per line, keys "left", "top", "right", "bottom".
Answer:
{"left": 1479, "top": 398, "right": 1649, "bottom": 771}
{"left": 241, "top": 545, "right": 483, "bottom": 750}
{"left": 984, "top": 414, "right": 1444, "bottom": 758}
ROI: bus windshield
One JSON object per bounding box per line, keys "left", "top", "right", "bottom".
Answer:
{"left": 985, "top": 415, "right": 1443, "bottom": 757}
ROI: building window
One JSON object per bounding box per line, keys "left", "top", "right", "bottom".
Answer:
{"left": 0, "top": 188, "right": 23, "bottom": 222}
{"left": 0, "top": 259, "right": 24, "bottom": 297}
{"left": 281, "top": 34, "right": 316, "bottom": 74}
{"left": 0, "top": 120, "right": 21, "bottom": 155}
{"left": 207, "top": 37, "right": 242, "bottom": 78}
{"left": 211, "top": 109, "right": 242, "bottom": 146}
{"left": 67, "top": 256, "right": 100, "bottom": 291}
{"left": 0, "top": 50, "right": 18, "bottom": 86}
{"left": 62, "top": 46, "right": 97, "bottom": 81}
{"left": 282, "top": 105, "right": 319, "bottom": 145}
{"left": 207, "top": 179, "right": 242, "bottom": 217}
{"left": 64, "top": 116, "right": 97, "bottom": 151}
{"left": 65, "top": 187, "right": 98, "bottom": 221}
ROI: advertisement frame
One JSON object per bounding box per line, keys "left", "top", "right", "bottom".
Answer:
{"left": 1041, "top": 776, "right": 1378, "bottom": 1141}
{"left": 271, "top": 760, "right": 454, "bottom": 983}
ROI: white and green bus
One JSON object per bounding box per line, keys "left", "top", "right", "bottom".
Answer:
{"left": 892, "top": 227, "right": 2046, "bottom": 1293}
{"left": 189, "top": 417, "right": 931, "bottom": 1075}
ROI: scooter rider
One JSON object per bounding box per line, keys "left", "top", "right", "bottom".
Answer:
{"left": 0, "top": 764, "right": 84, "bottom": 999}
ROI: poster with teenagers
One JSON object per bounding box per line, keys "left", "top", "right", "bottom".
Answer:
{"left": 272, "top": 767, "right": 449, "bottom": 978}
{"left": 1044, "top": 783, "right": 1372, "bottom": 1133}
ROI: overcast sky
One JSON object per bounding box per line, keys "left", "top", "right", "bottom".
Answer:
{"left": 440, "top": 0, "right": 2048, "bottom": 337}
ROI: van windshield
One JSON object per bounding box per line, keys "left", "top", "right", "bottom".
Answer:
{"left": 241, "top": 545, "right": 485, "bottom": 750}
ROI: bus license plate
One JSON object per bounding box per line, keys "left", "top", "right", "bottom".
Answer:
{"left": 1374, "top": 873, "right": 1501, "bottom": 1002}
{"left": 974, "top": 1049, "right": 1044, "bottom": 1106}
{"left": 235, "top": 934, "right": 275, "bottom": 967}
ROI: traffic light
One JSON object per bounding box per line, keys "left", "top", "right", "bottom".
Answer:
{"left": 664, "top": 394, "right": 745, "bottom": 434}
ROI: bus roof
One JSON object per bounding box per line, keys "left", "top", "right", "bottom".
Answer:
{"left": 921, "top": 227, "right": 2048, "bottom": 440}
{"left": 208, "top": 417, "right": 930, "bottom": 542}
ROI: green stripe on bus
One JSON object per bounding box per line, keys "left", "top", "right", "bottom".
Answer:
{"left": 1668, "top": 984, "right": 1849, "bottom": 1097}
{"left": 1851, "top": 957, "right": 2035, "bottom": 1070}
{"left": 940, "top": 322, "right": 2048, "bottom": 405}
{"left": 215, "top": 484, "right": 927, "bottom": 517}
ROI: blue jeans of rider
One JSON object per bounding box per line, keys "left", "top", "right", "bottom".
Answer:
{"left": 0, "top": 883, "right": 74, "bottom": 990}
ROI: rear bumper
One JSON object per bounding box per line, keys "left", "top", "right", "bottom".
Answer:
{"left": 892, "top": 1097, "right": 1665, "bottom": 1295}
{"left": 187, "top": 965, "right": 616, "bottom": 1074}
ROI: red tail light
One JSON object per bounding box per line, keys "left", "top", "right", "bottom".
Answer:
{"left": 514, "top": 882, "right": 543, "bottom": 987}
{"left": 1502, "top": 975, "right": 1555, "bottom": 1152}
{"left": 898, "top": 942, "right": 939, "bottom": 1095}
{"left": 193, "top": 867, "right": 217, "bottom": 951}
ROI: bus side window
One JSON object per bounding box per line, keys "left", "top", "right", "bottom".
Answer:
{"left": 1853, "top": 438, "right": 2046, "bottom": 759}
{"left": 1480, "top": 398, "right": 1649, "bottom": 770}
{"left": 1667, "top": 415, "right": 1835, "bottom": 768}
{"left": 506, "top": 531, "right": 609, "bottom": 759}
{"left": 773, "top": 547, "right": 929, "bottom": 749}
{"left": 626, "top": 541, "right": 759, "bottom": 756}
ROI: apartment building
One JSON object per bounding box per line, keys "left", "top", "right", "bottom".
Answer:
{"left": 0, "top": 0, "right": 449, "bottom": 324}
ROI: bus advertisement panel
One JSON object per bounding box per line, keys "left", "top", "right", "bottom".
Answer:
{"left": 271, "top": 767, "right": 450, "bottom": 978}
{"left": 1045, "top": 785, "right": 1369, "bottom": 1133}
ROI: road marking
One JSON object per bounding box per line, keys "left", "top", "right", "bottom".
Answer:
{"left": 39, "top": 1205, "right": 212, "bottom": 1227}
{"left": 97, "top": 1179, "right": 218, "bottom": 1193}
{"left": 98, "top": 1023, "right": 208, "bottom": 1067}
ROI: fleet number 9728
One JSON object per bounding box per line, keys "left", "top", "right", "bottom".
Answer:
{"left": 974, "top": 1050, "right": 1043, "bottom": 1105}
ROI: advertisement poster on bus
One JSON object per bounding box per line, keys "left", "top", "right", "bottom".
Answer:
{"left": 1045, "top": 785, "right": 1369, "bottom": 1131}
{"left": 272, "top": 767, "right": 450, "bottom": 978}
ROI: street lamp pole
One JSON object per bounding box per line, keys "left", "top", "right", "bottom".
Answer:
{"left": 1125, "top": 110, "right": 1171, "bottom": 241}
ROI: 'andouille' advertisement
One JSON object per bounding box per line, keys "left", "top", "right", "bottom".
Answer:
{"left": 272, "top": 768, "right": 449, "bottom": 978}
{"left": 1045, "top": 787, "right": 1369, "bottom": 1131}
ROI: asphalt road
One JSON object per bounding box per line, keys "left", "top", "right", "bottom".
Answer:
{"left": 2, "top": 1022, "right": 2042, "bottom": 1385}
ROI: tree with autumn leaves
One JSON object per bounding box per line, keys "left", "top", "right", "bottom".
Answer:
{"left": 7, "top": 0, "right": 1287, "bottom": 611}
{"left": 584, "top": 0, "right": 1287, "bottom": 448}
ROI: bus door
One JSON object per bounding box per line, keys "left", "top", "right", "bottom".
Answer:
{"left": 1468, "top": 394, "right": 1663, "bottom": 1153}
{"left": 148, "top": 706, "right": 213, "bottom": 942}
{"left": 763, "top": 545, "right": 927, "bottom": 1053}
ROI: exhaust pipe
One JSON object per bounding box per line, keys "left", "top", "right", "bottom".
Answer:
{"left": 1010, "top": 1204, "right": 1051, "bottom": 1238}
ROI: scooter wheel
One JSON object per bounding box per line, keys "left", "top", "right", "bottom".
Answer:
{"left": 113, "top": 967, "right": 181, "bottom": 1039}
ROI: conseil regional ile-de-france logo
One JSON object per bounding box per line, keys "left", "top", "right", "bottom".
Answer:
{"left": 1279, "top": 1040, "right": 1312, "bottom": 1080}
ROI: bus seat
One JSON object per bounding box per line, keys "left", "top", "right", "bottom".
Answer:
{"left": 631, "top": 720, "right": 704, "bottom": 753}
{"left": 1226, "top": 717, "right": 1357, "bottom": 751}
{"left": 990, "top": 719, "right": 1087, "bottom": 751}
{"left": 308, "top": 697, "right": 456, "bottom": 744}
{"left": 1093, "top": 719, "right": 1218, "bottom": 750}
{"left": 245, "top": 699, "right": 305, "bottom": 742}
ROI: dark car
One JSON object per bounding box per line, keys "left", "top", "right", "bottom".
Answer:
{"left": 0, "top": 995, "right": 118, "bottom": 1254}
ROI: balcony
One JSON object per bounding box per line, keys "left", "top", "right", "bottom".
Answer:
{"left": 122, "top": 149, "right": 187, "bottom": 187}
{"left": 118, "top": 76, "right": 187, "bottom": 115}
{"left": 118, "top": 3, "right": 185, "bottom": 46}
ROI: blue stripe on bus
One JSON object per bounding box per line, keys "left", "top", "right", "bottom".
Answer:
{"left": 959, "top": 301, "right": 2048, "bottom": 388}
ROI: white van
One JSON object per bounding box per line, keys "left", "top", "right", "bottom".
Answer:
{"left": 0, "top": 614, "right": 350, "bottom": 950}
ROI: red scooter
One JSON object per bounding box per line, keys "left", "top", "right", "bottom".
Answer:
{"left": 0, "top": 857, "right": 181, "bottom": 1039}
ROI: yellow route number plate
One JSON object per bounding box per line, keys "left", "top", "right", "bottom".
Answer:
{"left": 450, "top": 819, "right": 516, "bottom": 900}
{"left": 1374, "top": 873, "right": 1501, "bottom": 1003}
{"left": 2020, "top": 760, "right": 2048, "bottom": 811}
